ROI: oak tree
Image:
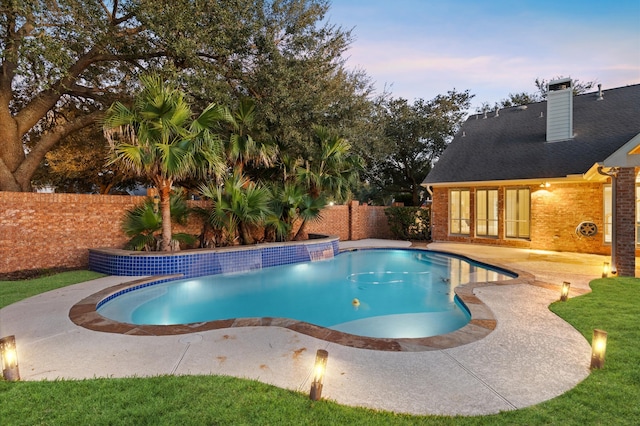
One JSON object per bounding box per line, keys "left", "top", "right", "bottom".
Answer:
{"left": 1, "top": 0, "right": 373, "bottom": 192}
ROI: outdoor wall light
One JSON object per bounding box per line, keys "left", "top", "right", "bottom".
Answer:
{"left": 590, "top": 329, "right": 608, "bottom": 369}
{"left": 602, "top": 262, "right": 610, "bottom": 278}
{"left": 560, "top": 281, "right": 571, "bottom": 302}
{"left": 309, "top": 349, "right": 328, "bottom": 401}
{"left": 0, "top": 335, "right": 20, "bottom": 381}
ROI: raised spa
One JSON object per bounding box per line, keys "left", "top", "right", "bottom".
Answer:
{"left": 97, "top": 249, "right": 515, "bottom": 339}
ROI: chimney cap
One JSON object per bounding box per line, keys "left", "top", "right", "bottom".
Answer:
{"left": 548, "top": 78, "right": 573, "bottom": 92}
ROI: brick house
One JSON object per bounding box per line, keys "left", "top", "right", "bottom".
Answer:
{"left": 422, "top": 79, "right": 640, "bottom": 277}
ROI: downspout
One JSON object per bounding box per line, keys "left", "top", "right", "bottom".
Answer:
{"left": 425, "top": 185, "right": 433, "bottom": 199}
{"left": 425, "top": 185, "right": 434, "bottom": 240}
{"left": 598, "top": 166, "right": 619, "bottom": 274}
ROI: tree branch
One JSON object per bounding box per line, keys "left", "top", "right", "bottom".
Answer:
{"left": 113, "top": 12, "right": 136, "bottom": 26}
{"left": 14, "top": 49, "right": 166, "bottom": 136}
{"left": 100, "top": 1, "right": 118, "bottom": 21}
{"left": 66, "top": 84, "right": 109, "bottom": 98}
{"left": 14, "top": 110, "right": 106, "bottom": 189}
{"left": 0, "top": 10, "right": 25, "bottom": 101}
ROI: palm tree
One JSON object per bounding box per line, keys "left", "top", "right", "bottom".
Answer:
{"left": 225, "top": 98, "right": 278, "bottom": 177}
{"left": 122, "top": 190, "right": 196, "bottom": 251}
{"left": 265, "top": 181, "right": 326, "bottom": 242}
{"left": 265, "top": 181, "right": 304, "bottom": 242}
{"left": 199, "top": 173, "right": 272, "bottom": 245}
{"left": 103, "top": 74, "right": 228, "bottom": 251}
{"left": 294, "top": 125, "right": 363, "bottom": 239}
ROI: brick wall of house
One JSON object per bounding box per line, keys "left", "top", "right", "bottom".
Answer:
{"left": 530, "top": 182, "right": 610, "bottom": 254}
{"left": 615, "top": 167, "right": 637, "bottom": 276}
{"left": 431, "top": 182, "right": 620, "bottom": 255}
{"left": 0, "top": 193, "right": 392, "bottom": 274}
{"left": 430, "top": 186, "right": 448, "bottom": 242}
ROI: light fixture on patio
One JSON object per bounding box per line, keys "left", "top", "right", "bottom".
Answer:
{"left": 539, "top": 182, "right": 551, "bottom": 188}
{"left": 309, "top": 349, "right": 328, "bottom": 401}
{"left": 560, "top": 281, "right": 571, "bottom": 302}
{"left": 590, "top": 329, "right": 608, "bottom": 369}
{"left": 602, "top": 262, "right": 610, "bottom": 278}
{"left": 0, "top": 335, "right": 20, "bottom": 381}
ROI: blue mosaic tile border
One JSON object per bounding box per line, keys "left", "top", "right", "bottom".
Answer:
{"left": 96, "top": 276, "right": 177, "bottom": 309}
{"left": 89, "top": 236, "right": 340, "bottom": 280}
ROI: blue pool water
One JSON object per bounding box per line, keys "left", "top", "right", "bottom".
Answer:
{"left": 98, "top": 249, "right": 515, "bottom": 338}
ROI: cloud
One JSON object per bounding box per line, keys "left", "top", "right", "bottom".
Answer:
{"left": 343, "top": 34, "right": 639, "bottom": 106}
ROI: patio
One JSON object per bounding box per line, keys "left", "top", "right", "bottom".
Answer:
{"left": 0, "top": 241, "right": 609, "bottom": 416}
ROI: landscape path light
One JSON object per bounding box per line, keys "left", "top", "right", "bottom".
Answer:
{"left": 1, "top": 335, "right": 20, "bottom": 381}
{"left": 590, "top": 329, "right": 608, "bottom": 369}
{"left": 309, "top": 349, "right": 328, "bottom": 401}
{"left": 602, "top": 262, "right": 610, "bottom": 278}
{"left": 560, "top": 281, "right": 570, "bottom": 302}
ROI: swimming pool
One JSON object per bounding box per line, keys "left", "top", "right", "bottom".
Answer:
{"left": 97, "top": 249, "right": 516, "bottom": 339}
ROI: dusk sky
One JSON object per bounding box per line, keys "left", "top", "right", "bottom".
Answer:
{"left": 326, "top": 0, "right": 640, "bottom": 110}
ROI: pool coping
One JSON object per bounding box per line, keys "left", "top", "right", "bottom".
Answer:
{"left": 70, "top": 249, "right": 540, "bottom": 351}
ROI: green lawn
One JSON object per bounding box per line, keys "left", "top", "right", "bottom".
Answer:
{"left": 0, "top": 273, "right": 638, "bottom": 425}
{"left": 0, "top": 270, "right": 105, "bottom": 309}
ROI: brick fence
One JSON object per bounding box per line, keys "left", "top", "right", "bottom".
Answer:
{"left": 0, "top": 193, "right": 392, "bottom": 274}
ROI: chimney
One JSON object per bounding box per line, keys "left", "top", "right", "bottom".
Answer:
{"left": 546, "top": 78, "right": 573, "bottom": 142}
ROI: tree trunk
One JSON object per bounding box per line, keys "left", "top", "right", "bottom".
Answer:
{"left": 239, "top": 222, "right": 254, "bottom": 245}
{"left": 158, "top": 180, "right": 173, "bottom": 251}
{"left": 0, "top": 166, "right": 23, "bottom": 191}
{"left": 0, "top": 109, "right": 102, "bottom": 192}
{"left": 0, "top": 113, "right": 26, "bottom": 191}
{"left": 294, "top": 219, "right": 307, "bottom": 241}
{"left": 412, "top": 184, "right": 420, "bottom": 207}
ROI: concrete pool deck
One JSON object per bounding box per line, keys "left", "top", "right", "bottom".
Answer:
{"left": 0, "top": 241, "right": 611, "bottom": 416}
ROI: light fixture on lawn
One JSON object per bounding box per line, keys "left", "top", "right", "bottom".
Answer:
{"left": 560, "top": 281, "right": 570, "bottom": 302}
{"left": 602, "top": 262, "right": 610, "bottom": 278}
{"left": 590, "top": 329, "right": 608, "bottom": 369}
{"left": 309, "top": 349, "right": 328, "bottom": 401}
{"left": 0, "top": 335, "right": 20, "bottom": 381}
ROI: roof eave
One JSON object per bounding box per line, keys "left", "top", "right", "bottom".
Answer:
{"left": 601, "top": 133, "right": 640, "bottom": 168}
{"left": 422, "top": 174, "right": 606, "bottom": 188}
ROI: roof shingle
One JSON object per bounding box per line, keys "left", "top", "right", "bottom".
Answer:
{"left": 423, "top": 84, "right": 640, "bottom": 184}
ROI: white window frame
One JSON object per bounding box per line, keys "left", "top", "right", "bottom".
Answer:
{"left": 476, "top": 189, "right": 498, "bottom": 237}
{"left": 636, "top": 175, "right": 640, "bottom": 247}
{"left": 449, "top": 189, "right": 470, "bottom": 235}
{"left": 604, "top": 185, "right": 612, "bottom": 244}
{"left": 505, "top": 188, "right": 530, "bottom": 239}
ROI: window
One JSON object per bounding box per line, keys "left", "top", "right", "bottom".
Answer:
{"left": 505, "top": 188, "right": 530, "bottom": 238}
{"left": 636, "top": 174, "right": 640, "bottom": 247}
{"left": 604, "top": 185, "right": 612, "bottom": 244}
{"left": 450, "top": 189, "right": 470, "bottom": 235}
{"left": 476, "top": 189, "right": 498, "bottom": 237}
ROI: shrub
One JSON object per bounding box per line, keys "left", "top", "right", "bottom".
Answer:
{"left": 384, "top": 206, "right": 431, "bottom": 240}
